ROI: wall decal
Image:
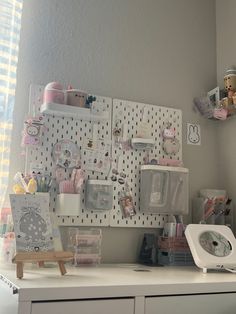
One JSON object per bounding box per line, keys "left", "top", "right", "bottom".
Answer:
{"left": 187, "top": 123, "right": 201, "bottom": 145}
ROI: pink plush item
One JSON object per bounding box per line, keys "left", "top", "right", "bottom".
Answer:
{"left": 159, "top": 158, "right": 183, "bottom": 167}
{"left": 163, "top": 128, "right": 175, "bottom": 139}
{"left": 59, "top": 180, "right": 75, "bottom": 194}
{"left": 213, "top": 108, "right": 227, "bottom": 120}
{"left": 66, "top": 90, "right": 87, "bottom": 107}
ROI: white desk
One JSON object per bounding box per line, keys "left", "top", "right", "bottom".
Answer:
{"left": 1, "top": 264, "right": 236, "bottom": 314}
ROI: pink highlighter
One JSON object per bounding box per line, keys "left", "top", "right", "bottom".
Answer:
{"left": 59, "top": 180, "right": 75, "bottom": 194}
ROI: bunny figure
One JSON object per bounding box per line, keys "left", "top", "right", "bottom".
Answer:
{"left": 188, "top": 124, "right": 200, "bottom": 144}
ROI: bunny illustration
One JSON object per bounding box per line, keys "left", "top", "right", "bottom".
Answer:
{"left": 188, "top": 124, "right": 200, "bottom": 144}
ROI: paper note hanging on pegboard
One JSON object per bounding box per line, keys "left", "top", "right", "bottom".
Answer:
{"left": 82, "top": 138, "right": 111, "bottom": 174}
{"left": 187, "top": 123, "right": 201, "bottom": 145}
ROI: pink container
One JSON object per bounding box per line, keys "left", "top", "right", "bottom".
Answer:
{"left": 43, "top": 82, "right": 65, "bottom": 104}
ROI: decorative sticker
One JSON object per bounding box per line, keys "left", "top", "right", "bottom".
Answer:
{"left": 187, "top": 123, "right": 201, "bottom": 145}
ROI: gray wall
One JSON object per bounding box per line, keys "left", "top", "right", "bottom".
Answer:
{"left": 216, "top": 0, "right": 236, "bottom": 207}
{"left": 10, "top": 0, "right": 219, "bottom": 262}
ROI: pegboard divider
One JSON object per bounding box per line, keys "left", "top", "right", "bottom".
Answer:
{"left": 26, "top": 85, "right": 182, "bottom": 228}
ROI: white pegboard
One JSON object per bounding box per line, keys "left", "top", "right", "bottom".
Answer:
{"left": 109, "top": 99, "right": 182, "bottom": 228}
{"left": 26, "top": 86, "right": 182, "bottom": 228}
{"left": 26, "top": 85, "right": 112, "bottom": 226}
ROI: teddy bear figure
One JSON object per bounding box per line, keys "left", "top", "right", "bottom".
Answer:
{"left": 222, "top": 68, "right": 236, "bottom": 114}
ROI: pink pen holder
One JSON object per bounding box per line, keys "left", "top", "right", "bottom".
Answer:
{"left": 43, "top": 82, "right": 65, "bottom": 104}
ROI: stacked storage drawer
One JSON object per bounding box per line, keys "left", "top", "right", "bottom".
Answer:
{"left": 68, "top": 228, "right": 102, "bottom": 265}
{"left": 158, "top": 236, "right": 194, "bottom": 266}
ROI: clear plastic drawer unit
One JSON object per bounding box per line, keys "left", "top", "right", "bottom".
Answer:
{"left": 140, "top": 165, "right": 189, "bottom": 214}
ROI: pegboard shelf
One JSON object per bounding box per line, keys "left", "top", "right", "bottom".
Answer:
{"left": 40, "top": 102, "right": 109, "bottom": 122}
{"left": 131, "top": 138, "right": 155, "bottom": 150}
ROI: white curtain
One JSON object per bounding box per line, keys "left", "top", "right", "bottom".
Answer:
{"left": 0, "top": 0, "right": 23, "bottom": 210}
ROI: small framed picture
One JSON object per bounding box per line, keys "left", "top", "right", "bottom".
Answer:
{"left": 207, "top": 86, "right": 220, "bottom": 107}
{"left": 9, "top": 194, "right": 54, "bottom": 253}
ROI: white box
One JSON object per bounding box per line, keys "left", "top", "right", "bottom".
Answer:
{"left": 140, "top": 165, "right": 189, "bottom": 215}
{"left": 56, "top": 194, "right": 80, "bottom": 216}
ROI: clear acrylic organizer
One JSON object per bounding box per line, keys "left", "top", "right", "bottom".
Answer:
{"left": 68, "top": 228, "right": 102, "bottom": 266}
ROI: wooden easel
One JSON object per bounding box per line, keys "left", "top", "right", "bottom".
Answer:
{"left": 12, "top": 251, "right": 74, "bottom": 279}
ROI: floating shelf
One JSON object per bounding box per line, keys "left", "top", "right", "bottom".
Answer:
{"left": 40, "top": 103, "right": 109, "bottom": 122}
{"left": 131, "top": 138, "right": 155, "bottom": 150}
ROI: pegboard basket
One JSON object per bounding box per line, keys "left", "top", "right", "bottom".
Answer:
{"left": 56, "top": 194, "right": 81, "bottom": 216}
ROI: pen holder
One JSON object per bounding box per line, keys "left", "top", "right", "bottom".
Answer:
{"left": 56, "top": 193, "right": 81, "bottom": 216}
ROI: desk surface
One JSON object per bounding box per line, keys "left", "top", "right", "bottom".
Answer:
{"left": 1, "top": 264, "right": 236, "bottom": 301}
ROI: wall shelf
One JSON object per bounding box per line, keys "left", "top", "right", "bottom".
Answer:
{"left": 40, "top": 102, "right": 109, "bottom": 122}
{"left": 131, "top": 138, "right": 155, "bottom": 150}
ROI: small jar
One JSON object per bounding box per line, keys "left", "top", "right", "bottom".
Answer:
{"left": 43, "top": 82, "right": 65, "bottom": 104}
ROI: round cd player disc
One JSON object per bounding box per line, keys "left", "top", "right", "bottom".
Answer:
{"left": 199, "top": 231, "right": 232, "bottom": 257}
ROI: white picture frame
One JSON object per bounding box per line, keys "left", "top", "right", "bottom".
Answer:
{"left": 207, "top": 86, "right": 220, "bottom": 107}
{"left": 187, "top": 123, "right": 201, "bottom": 145}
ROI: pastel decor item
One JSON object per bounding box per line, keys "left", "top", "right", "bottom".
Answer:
{"left": 21, "top": 117, "right": 44, "bottom": 147}
{"left": 43, "top": 82, "right": 65, "bottom": 104}
{"left": 193, "top": 97, "right": 214, "bottom": 119}
{"left": 27, "top": 177, "right": 37, "bottom": 194}
{"left": 224, "top": 68, "right": 236, "bottom": 96}
{"left": 13, "top": 184, "right": 25, "bottom": 194}
{"left": 158, "top": 158, "right": 183, "bottom": 167}
{"left": 213, "top": 108, "right": 227, "bottom": 120}
{"left": 163, "top": 138, "right": 180, "bottom": 155}
{"left": 13, "top": 172, "right": 29, "bottom": 193}
{"left": 233, "top": 94, "right": 236, "bottom": 105}
{"left": 66, "top": 89, "right": 87, "bottom": 107}
{"left": 52, "top": 140, "right": 80, "bottom": 169}
{"left": 223, "top": 68, "right": 236, "bottom": 114}
{"left": 187, "top": 123, "right": 201, "bottom": 145}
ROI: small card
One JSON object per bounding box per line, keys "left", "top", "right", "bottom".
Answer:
{"left": 9, "top": 194, "right": 54, "bottom": 252}
{"left": 82, "top": 138, "right": 111, "bottom": 173}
